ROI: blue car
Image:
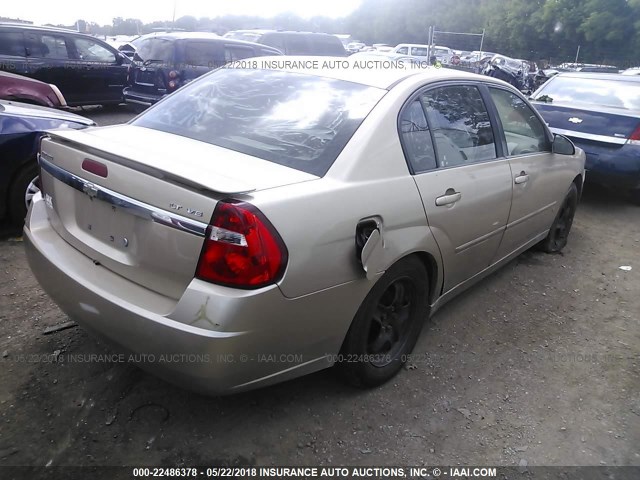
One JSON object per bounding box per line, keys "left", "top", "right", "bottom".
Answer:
{"left": 531, "top": 73, "right": 640, "bottom": 202}
{"left": 0, "top": 100, "right": 94, "bottom": 224}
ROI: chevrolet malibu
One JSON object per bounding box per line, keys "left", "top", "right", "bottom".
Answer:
{"left": 24, "top": 59, "right": 585, "bottom": 394}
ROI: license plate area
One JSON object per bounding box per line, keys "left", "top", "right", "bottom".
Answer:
{"left": 77, "top": 194, "right": 135, "bottom": 247}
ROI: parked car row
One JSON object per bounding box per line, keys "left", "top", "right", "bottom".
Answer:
{"left": 0, "top": 24, "right": 130, "bottom": 106}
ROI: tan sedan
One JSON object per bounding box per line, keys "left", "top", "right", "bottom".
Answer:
{"left": 24, "top": 59, "right": 585, "bottom": 394}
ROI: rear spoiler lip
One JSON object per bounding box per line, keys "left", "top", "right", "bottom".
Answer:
{"left": 41, "top": 133, "right": 257, "bottom": 196}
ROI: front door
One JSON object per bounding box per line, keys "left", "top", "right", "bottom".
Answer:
{"left": 70, "top": 36, "right": 127, "bottom": 104}
{"left": 488, "top": 87, "right": 570, "bottom": 259}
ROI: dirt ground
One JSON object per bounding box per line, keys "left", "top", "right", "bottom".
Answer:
{"left": 0, "top": 108, "right": 639, "bottom": 473}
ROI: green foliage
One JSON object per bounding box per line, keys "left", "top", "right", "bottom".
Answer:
{"left": 85, "top": 0, "right": 640, "bottom": 67}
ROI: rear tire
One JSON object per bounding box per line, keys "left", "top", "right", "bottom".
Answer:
{"left": 8, "top": 162, "right": 39, "bottom": 226}
{"left": 337, "top": 256, "right": 429, "bottom": 388}
{"left": 628, "top": 189, "right": 640, "bottom": 205}
{"left": 539, "top": 183, "right": 578, "bottom": 253}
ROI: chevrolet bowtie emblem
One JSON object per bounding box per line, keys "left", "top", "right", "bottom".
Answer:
{"left": 568, "top": 117, "right": 583, "bottom": 124}
{"left": 82, "top": 182, "right": 98, "bottom": 198}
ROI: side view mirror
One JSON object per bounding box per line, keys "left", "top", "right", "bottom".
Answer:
{"left": 552, "top": 134, "right": 576, "bottom": 155}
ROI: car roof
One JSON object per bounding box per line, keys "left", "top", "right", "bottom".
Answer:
{"left": 555, "top": 72, "right": 640, "bottom": 82}
{"left": 150, "top": 31, "right": 221, "bottom": 40}
{"left": 250, "top": 56, "right": 493, "bottom": 90}
{"left": 139, "top": 32, "right": 281, "bottom": 51}
{"left": 0, "top": 23, "right": 79, "bottom": 34}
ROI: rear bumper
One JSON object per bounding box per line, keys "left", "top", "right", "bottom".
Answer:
{"left": 24, "top": 194, "right": 366, "bottom": 394}
{"left": 123, "top": 88, "right": 163, "bottom": 106}
{"left": 566, "top": 138, "right": 640, "bottom": 190}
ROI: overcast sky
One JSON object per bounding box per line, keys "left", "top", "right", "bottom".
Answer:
{"left": 4, "top": 0, "right": 364, "bottom": 26}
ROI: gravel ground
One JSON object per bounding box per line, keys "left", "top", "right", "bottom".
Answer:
{"left": 0, "top": 106, "right": 638, "bottom": 472}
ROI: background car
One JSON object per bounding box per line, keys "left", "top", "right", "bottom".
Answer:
{"left": 392, "top": 44, "right": 454, "bottom": 64}
{"left": 622, "top": 67, "right": 640, "bottom": 76}
{"left": 0, "top": 99, "right": 94, "bottom": 224}
{"left": 0, "top": 24, "right": 130, "bottom": 106}
{"left": 123, "top": 32, "right": 282, "bottom": 108}
{"left": 531, "top": 73, "right": 640, "bottom": 202}
{"left": 223, "top": 30, "right": 347, "bottom": 56}
{"left": 25, "top": 61, "right": 584, "bottom": 395}
{"left": 0, "top": 70, "right": 67, "bottom": 108}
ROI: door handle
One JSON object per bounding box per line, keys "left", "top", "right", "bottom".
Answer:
{"left": 435, "top": 189, "right": 462, "bottom": 206}
{"left": 514, "top": 171, "right": 529, "bottom": 184}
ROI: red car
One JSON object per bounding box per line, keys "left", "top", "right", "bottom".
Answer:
{"left": 0, "top": 71, "right": 67, "bottom": 108}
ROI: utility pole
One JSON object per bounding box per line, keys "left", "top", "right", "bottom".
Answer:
{"left": 574, "top": 45, "right": 580, "bottom": 65}
{"left": 172, "top": 0, "right": 177, "bottom": 30}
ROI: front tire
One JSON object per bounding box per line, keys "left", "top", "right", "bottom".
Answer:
{"left": 539, "top": 183, "right": 578, "bottom": 253}
{"left": 337, "top": 256, "right": 429, "bottom": 388}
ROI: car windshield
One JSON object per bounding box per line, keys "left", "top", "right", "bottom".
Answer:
{"left": 134, "top": 37, "right": 174, "bottom": 63}
{"left": 132, "top": 69, "right": 386, "bottom": 176}
{"left": 534, "top": 76, "right": 640, "bottom": 110}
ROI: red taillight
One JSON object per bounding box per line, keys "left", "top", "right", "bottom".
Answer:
{"left": 195, "top": 200, "right": 288, "bottom": 289}
{"left": 168, "top": 70, "right": 179, "bottom": 79}
{"left": 168, "top": 80, "right": 178, "bottom": 89}
{"left": 629, "top": 123, "right": 640, "bottom": 142}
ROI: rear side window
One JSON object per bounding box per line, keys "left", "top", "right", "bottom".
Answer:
{"left": 399, "top": 99, "right": 437, "bottom": 173}
{"left": 259, "top": 34, "right": 286, "bottom": 53}
{"left": 133, "top": 69, "right": 385, "bottom": 176}
{"left": 134, "top": 38, "right": 174, "bottom": 63}
{"left": 29, "top": 34, "right": 71, "bottom": 59}
{"left": 311, "top": 36, "right": 347, "bottom": 56}
{"left": 0, "top": 32, "right": 25, "bottom": 57}
{"left": 184, "top": 41, "right": 223, "bottom": 67}
{"left": 421, "top": 85, "right": 496, "bottom": 167}
{"left": 283, "top": 35, "right": 309, "bottom": 55}
{"left": 224, "top": 45, "right": 256, "bottom": 62}
{"left": 490, "top": 88, "right": 550, "bottom": 154}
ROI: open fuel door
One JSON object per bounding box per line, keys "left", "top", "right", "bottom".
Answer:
{"left": 356, "top": 218, "right": 384, "bottom": 280}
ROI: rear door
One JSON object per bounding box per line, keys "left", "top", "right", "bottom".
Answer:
{"left": 0, "top": 30, "right": 28, "bottom": 75}
{"left": 25, "top": 31, "right": 80, "bottom": 103}
{"left": 405, "top": 83, "right": 513, "bottom": 293}
{"left": 488, "top": 86, "right": 571, "bottom": 259}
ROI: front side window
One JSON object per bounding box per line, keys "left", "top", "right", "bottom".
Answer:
{"left": 399, "top": 99, "right": 436, "bottom": 173}
{"left": 396, "top": 47, "right": 408, "bottom": 55}
{"left": 490, "top": 88, "right": 550, "bottom": 155}
{"left": 411, "top": 47, "right": 428, "bottom": 57}
{"left": 421, "top": 85, "right": 496, "bottom": 167}
{"left": 74, "top": 38, "right": 116, "bottom": 63}
{"left": 133, "top": 69, "right": 386, "bottom": 176}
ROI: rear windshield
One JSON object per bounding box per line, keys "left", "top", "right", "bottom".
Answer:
{"left": 134, "top": 37, "right": 174, "bottom": 63}
{"left": 534, "top": 76, "right": 640, "bottom": 110}
{"left": 132, "top": 69, "right": 385, "bottom": 176}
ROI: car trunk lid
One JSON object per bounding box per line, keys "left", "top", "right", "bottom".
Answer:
{"left": 534, "top": 102, "right": 640, "bottom": 145}
{"left": 38, "top": 126, "right": 316, "bottom": 299}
